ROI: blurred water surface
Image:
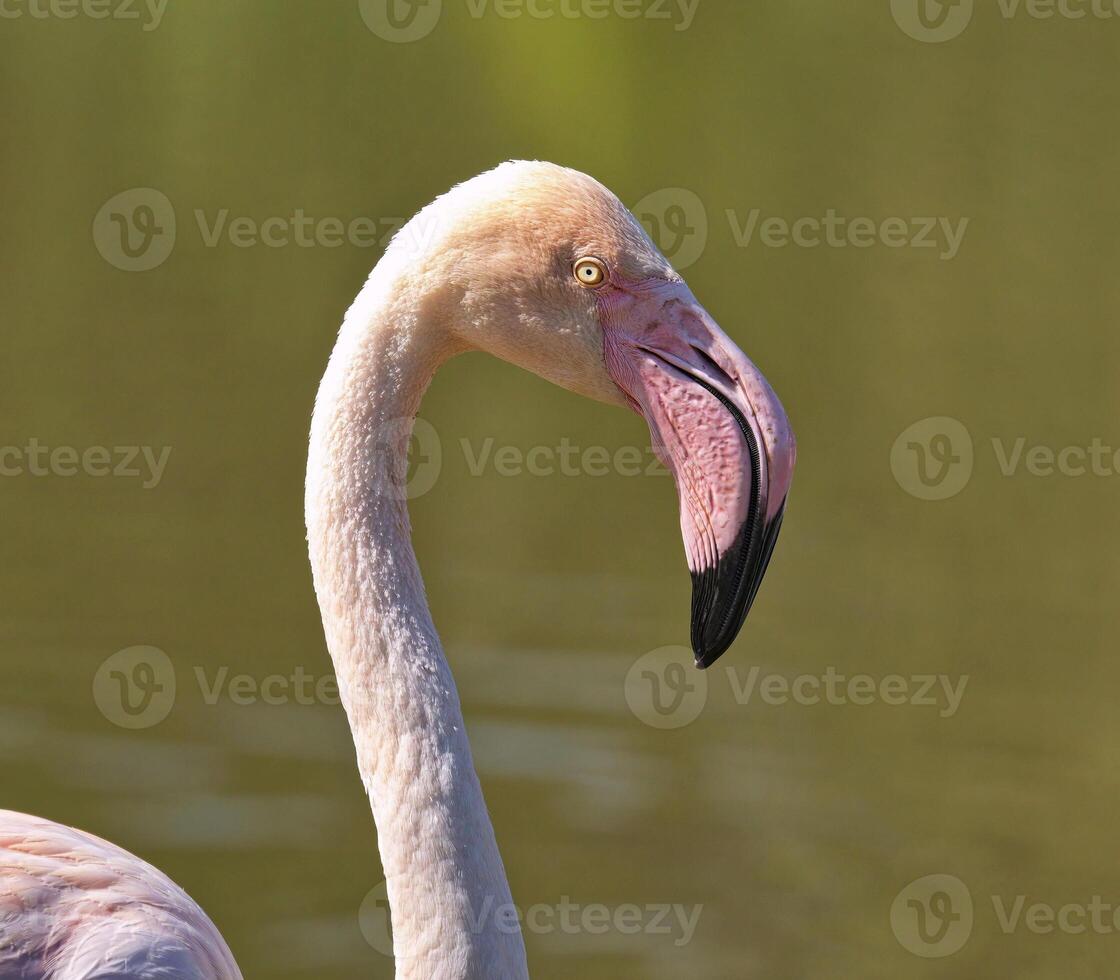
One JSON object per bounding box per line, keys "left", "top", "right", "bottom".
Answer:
{"left": 2, "top": 2, "right": 1119, "bottom": 977}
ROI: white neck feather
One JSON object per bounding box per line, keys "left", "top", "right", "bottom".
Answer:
{"left": 305, "top": 256, "right": 529, "bottom": 979}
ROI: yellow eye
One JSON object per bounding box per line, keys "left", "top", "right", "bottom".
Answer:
{"left": 574, "top": 257, "right": 607, "bottom": 288}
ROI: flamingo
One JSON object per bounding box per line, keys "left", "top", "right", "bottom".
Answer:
{"left": 1, "top": 161, "right": 795, "bottom": 979}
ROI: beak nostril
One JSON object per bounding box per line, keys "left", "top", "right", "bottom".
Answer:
{"left": 690, "top": 344, "right": 735, "bottom": 388}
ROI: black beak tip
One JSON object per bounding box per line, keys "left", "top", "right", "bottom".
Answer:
{"left": 688, "top": 502, "right": 787, "bottom": 670}
{"left": 692, "top": 646, "right": 722, "bottom": 671}
{"left": 690, "top": 622, "right": 736, "bottom": 671}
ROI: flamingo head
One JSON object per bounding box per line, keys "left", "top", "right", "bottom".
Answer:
{"left": 406, "top": 161, "right": 796, "bottom": 668}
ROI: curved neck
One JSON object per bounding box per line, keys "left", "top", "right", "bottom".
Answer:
{"left": 306, "top": 271, "right": 529, "bottom": 979}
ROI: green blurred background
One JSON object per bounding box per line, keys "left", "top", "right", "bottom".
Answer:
{"left": 2, "top": 1, "right": 1119, "bottom": 977}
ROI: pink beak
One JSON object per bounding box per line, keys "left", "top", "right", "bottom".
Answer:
{"left": 600, "top": 278, "right": 796, "bottom": 668}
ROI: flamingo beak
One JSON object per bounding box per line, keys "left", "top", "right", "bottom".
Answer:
{"left": 601, "top": 279, "right": 796, "bottom": 668}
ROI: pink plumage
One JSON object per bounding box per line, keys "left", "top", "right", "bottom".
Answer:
{"left": 0, "top": 810, "right": 241, "bottom": 980}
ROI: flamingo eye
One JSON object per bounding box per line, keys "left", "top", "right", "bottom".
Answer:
{"left": 574, "top": 257, "right": 607, "bottom": 288}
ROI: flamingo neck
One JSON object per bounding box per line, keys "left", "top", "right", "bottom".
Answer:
{"left": 305, "top": 267, "right": 529, "bottom": 980}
